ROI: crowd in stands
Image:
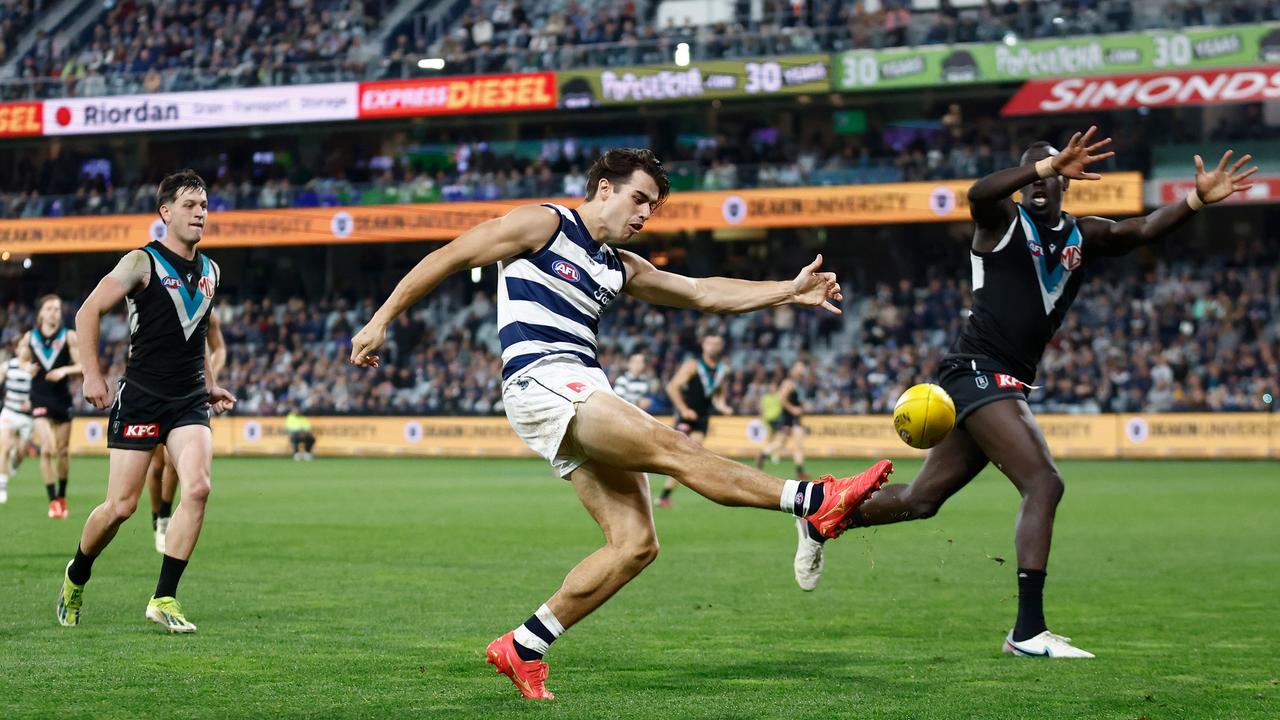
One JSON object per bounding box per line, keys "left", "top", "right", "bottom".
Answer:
{"left": 5, "top": 0, "right": 1277, "bottom": 99}
{"left": 5, "top": 100, "right": 1276, "bottom": 219}
{"left": 0, "top": 0, "right": 40, "bottom": 66}
{"left": 2, "top": 236, "right": 1275, "bottom": 417}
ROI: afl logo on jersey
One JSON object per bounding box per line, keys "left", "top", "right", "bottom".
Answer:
{"left": 162, "top": 276, "right": 182, "bottom": 290}
{"left": 197, "top": 275, "right": 215, "bottom": 299}
{"left": 1061, "top": 245, "right": 1082, "bottom": 271}
{"left": 552, "top": 260, "right": 580, "bottom": 282}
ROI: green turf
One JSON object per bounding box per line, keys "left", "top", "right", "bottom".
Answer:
{"left": 1, "top": 456, "right": 1277, "bottom": 719}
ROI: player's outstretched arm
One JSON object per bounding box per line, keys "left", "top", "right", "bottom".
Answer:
{"left": 967, "top": 125, "right": 1113, "bottom": 229}
{"left": 75, "top": 250, "right": 149, "bottom": 410}
{"left": 349, "top": 204, "right": 558, "bottom": 367}
{"left": 1080, "top": 149, "right": 1258, "bottom": 257}
{"left": 619, "top": 251, "right": 843, "bottom": 315}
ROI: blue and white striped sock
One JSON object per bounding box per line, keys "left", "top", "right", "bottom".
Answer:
{"left": 512, "top": 603, "right": 564, "bottom": 661}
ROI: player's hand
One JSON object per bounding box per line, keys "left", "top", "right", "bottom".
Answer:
{"left": 209, "top": 386, "right": 237, "bottom": 414}
{"left": 83, "top": 374, "right": 112, "bottom": 410}
{"left": 1194, "top": 150, "right": 1258, "bottom": 204}
{"left": 46, "top": 368, "right": 68, "bottom": 382}
{"left": 680, "top": 407, "right": 698, "bottom": 420}
{"left": 791, "top": 254, "right": 842, "bottom": 315}
{"left": 350, "top": 319, "right": 387, "bottom": 368}
{"left": 1050, "top": 125, "right": 1114, "bottom": 180}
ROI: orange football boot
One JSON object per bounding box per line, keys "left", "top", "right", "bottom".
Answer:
{"left": 486, "top": 631, "right": 555, "bottom": 700}
{"left": 803, "top": 459, "right": 893, "bottom": 540}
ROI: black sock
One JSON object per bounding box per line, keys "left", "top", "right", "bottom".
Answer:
{"left": 46, "top": 484, "right": 57, "bottom": 502}
{"left": 154, "top": 555, "right": 189, "bottom": 599}
{"left": 158, "top": 501, "right": 173, "bottom": 519}
{"left": 659, "top": 486, "right": 673, "bottom": 501}
{"left": 513, "top": 614, "right": 557, "bottom": 661}
{"left": 1012, "top": 568, "right": 1048, "bottom": 642}
{"left": 57, "top": 477, "right": 67, "bottom": 499}
{"left": 67, "top": 545, "right": 95, "bottom": 585}
{"left": 152, "top": 512, "right": 158, "bottom": 530}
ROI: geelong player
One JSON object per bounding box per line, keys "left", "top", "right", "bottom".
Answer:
{"left": 148, "top": 309, "right": 225, "bottom": 553}
{"left": 57, "top": 170, "right": 236, "bottom": 633}
{"left": 611, "top": 351, "right": 656, "bottom": 411}
{"left": 656, "top": 330, "right": 731, "bottom": 508}
{"left": 18, "top": 294, "right": 82, "bottom": 519}
{"left": 1, "top": 336, "right": 36, "bottom": 504}
{"left": 351, "top": 148, "right": 892, "bottom": 700}
{"left": 794, "top": 127, "right": 1257, "bottom": 657}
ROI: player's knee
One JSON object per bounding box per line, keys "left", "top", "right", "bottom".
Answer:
{"left": 183, "top": 476, "right": 212, "bottom": 506}
{"left": 620, "top": 535, "right": 659, "bottom": 571}
{"left": 903, "top": 488, "right": 944, "bottom": 520}
{"left": 1024, "top": 469, "right": 1065, "bottom": 506}
{"left": 106, "top": 497, "right": 138, "bottom": 523}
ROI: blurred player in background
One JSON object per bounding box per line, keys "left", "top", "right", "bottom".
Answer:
{"left": 795, "top": 127, "right": 1258, "bottom": 658}
{"left": 58, "top": 170, "right": 236, "bottom": 634}
{"left": 148, "top": 309, "right": 224, "bottom": 553}
{"left": 18, "top": 295, "right": 82, "bottom": 519}
{"left": 756, "top": 359, "right": 810, "bottom": 481}
{"left": 0, "top": 336, "right": 36, "bottom": 504}
{"left": 611, "top": 351, "right": 657, "bottom": 411}
{"left": 656, "top": 331, "right": 731, "bottom": 508}
{"left": 350, "top": 148, "right": 892, "bottom": 700}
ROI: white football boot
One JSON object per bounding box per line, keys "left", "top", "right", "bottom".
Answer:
{"left": 793, "top": 518, "right": 825, "bottom": 591}
{"left": 1003, "top": 630, "right": 1095, "bottom": 658}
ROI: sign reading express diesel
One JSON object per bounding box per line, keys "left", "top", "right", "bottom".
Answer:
{"left": 558, "top": 55, "right": 829, "bottom": 107}
{"left": 835, "top": 23, "right": 1280, "bottom": 91}
{"left": 43, "top": 84, "right": 358, "bottom": 136}
{"left": 357, "top": 72, "right": 556, "bottom": 118}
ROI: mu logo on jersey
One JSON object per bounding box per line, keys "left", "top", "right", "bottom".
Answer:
{"left": 552, "top": 260, "right": 580, "bottom": 282}
{"left": 197, "top": 275, "right": 216, "bottom": 299}
{"left": 1061, "top": 245, "right": 1082, "bottom": 271}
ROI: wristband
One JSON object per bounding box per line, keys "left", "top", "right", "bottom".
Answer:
{"left": 1034, "top": 157, "right": 1057, "bottom": 179}
{"left": 1186, "top": 191, "right": 1204, "bottom": 211}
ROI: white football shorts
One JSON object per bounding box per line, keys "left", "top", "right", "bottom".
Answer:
{"left": 502, "top": 355, "right": 613, "bottom": 478}
{"left": 0, "top": 408, "right": 33, "bottom": 442}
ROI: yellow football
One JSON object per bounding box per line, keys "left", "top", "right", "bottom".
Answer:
{"left": 892, "top": 383, "right": 956, "bottom": 449}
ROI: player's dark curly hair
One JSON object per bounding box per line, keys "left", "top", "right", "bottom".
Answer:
{"left": 585, "top": 148, "right": 670, "bottom": 208}
{"left": 156, "top": 169, "right": 207, "bottom": 215}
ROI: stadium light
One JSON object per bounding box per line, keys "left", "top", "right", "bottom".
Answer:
{"left": 22, "top": 257, "right": 31, "bottom": 269}
{"left": 417, "top": 58, "right": 446, "bottom": 71}
{"left": 1003, "top": 32, "right": 1018, "bottom": 46}
{"left": 674, "top": 43, "right": 690, "bottom": 67}
{"left": 1, "top": 251, "right": 8, "bottom": 261}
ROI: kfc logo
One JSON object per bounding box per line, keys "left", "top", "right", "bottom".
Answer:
{"left": 995, "top": 373, "right": 1022, "bottom": 389}
{"left": 552, "top": 260, "right": 580, "bottom": 282}
{"left": 123, "top": 423, "right": 159, "bottom": 438}
{"left": 1061, "top": 245, "right": 1082, "bottom": 271}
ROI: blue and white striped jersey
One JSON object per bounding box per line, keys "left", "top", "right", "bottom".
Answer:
{"left": 497, "top": 204, "right": 627, "bottom": 381}
{"left": 2, "top": 357, "right": 32, "bottom": 415}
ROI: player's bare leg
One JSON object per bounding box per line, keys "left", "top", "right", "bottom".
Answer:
{"left": 160, "top": 425, "right": 213, "bottom": 562}
{"left": 790, "top": 425, "right": 809, "bottom": 481}
{"left": 962, "top": 398, "right": 1092, "bottom": 657}
{"left": 146, "top": 447, "right": 169, "bottom": 552}
{"left": 34, "top": 418, "right": 60, "bottom": 517}
{"left": 142, "top": 425, "right": 212, "bottom": 633}
{"left": 657, "top": 429, "right": 704, "bottom": 508}
{"left": 0, "top": 427, "right": 15, "bottom": 503}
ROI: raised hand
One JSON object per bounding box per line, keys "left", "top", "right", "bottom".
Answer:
{"left": 791, "top": 254, "right": 843, "bottom": 315}
{"left": 1050, "top": 125, "right": 1115, "bottom": 180}
{"left": 1194, "top": 150, "right": 1258, "bottom": 204}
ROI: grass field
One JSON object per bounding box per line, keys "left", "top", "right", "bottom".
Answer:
{"left": 1, "top": 456, "right": 1277, "bottom": 719}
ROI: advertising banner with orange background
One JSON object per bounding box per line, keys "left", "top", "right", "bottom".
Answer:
{"left": 0, "top": 174, "right": 1143, "bottom": 256}
{"left": 67, "top": 412, "right": 1275, "bottom": 459}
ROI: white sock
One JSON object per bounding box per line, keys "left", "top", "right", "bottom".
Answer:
{"left": 780, "top": 479, "right": 803, "bottom": 514}
{"left": 512, "top": 603, "right": 564, "bottom": 658}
